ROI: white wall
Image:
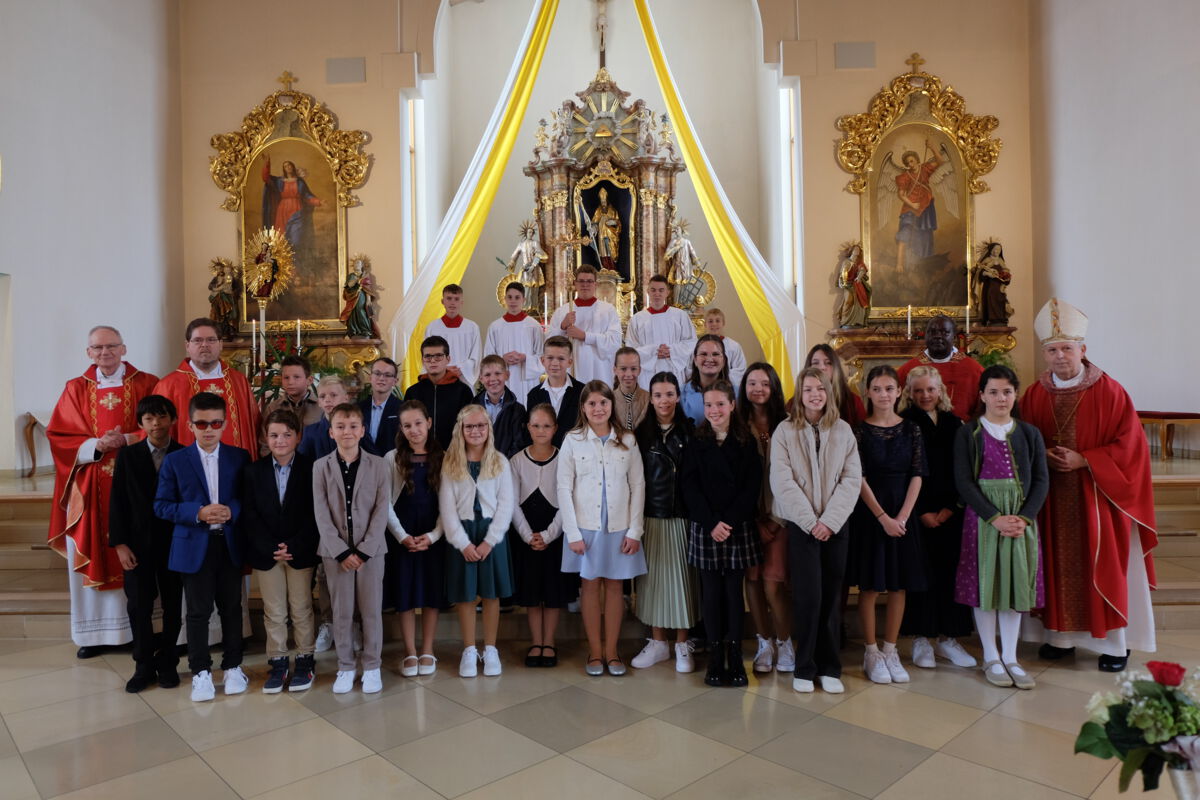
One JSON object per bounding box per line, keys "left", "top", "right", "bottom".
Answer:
{"left": 1029, "top": 0, "right": 1200, "bottom": 412}
{"left": 0, "top": 0, "right": 181, "bottom": 471}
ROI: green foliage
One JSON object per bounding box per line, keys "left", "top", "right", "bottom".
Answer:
{"left": 971, "top": 348, "right": 1015, "bottom": 370}
{"left": 1075, "top": 721, "right": 1117, "bottom": 759}
{"left": 251, "top": 336, "right": 355, "bottom": 404}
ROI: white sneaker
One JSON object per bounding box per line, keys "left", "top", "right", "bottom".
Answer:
{"left": 352, "top": 622, "right": 363, "bottom": 653}
{"left": 936, "top": 638, "right": 979, "bottom": 668}
{"left": 482, "top": 645, "right": 502, "bottom": 676}
{"left": 314, "top": 623, "right": 334, "bottom": 653}
{"left": 883, "top": 649, "right": 910, "bottom": 683}
{"left": 819, "top": 675, "right": 846, "bottom": 694}
{"left": 792, "top": 677, "right": 815, "bottom": 693}
{"left": 567, "top": 598, "right": 581, "bottom": 613}
{"left": 912, "top": 637, "right": 936, "bottom": 669}
{"left": 459, "top": 646, "right": 479, "bottom": 678}
{"left": 674, "top": 641, "right": 695, "bottom": 673}
{"left": 190, "top": 670, "right": 215, "bottom": 702}
{"left": 864, "top": 650, "right": 892, "bottom": 684}
{"left": 752, "top": 635, "right": 775, "bottom": 673}
{"left": 631, "top": 638, "right": 670, "bottom": 669}
{"left": 332, "top": 670, "right": 356, "bottom": 694}
{"left": 361, "top": 668, "right": 382, "bottom": 693}
{"left": 223, "top": 665, "right": 249, "bottom": 695}
{"left": 775, "top": 638, "right": 796, "bottom": 672}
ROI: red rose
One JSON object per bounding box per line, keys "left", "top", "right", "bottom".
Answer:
{"left": 1147, "top": 661, "right": 1188, "bottom": 686}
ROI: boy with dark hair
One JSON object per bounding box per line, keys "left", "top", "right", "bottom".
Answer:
{"left": 109, "top": 394, "right": 184, "bottom": 693}
{"left": 359, "top": 357, "right": 401, "bottom": 457}
{"left": 154, "top": 392, "right": 251, "bottom": 702}
{"left": 424, "top": 283, "right": 481, "bottom": 387}
{"left": 484, "top": 281, "right": 544, "bottom": 402}
{"left": 527, "top": 335, "right": 584, "bottom": 448}
{"left": 403, "top": 335, "right": 473, "bottom": 448}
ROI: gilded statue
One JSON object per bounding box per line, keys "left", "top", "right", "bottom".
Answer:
{"left": 207, "top": 259, "right": 239, "bottom": 339}
{"left": 254, "top": 242, "right": 280, "bottom": 299}
{"left": 835, "top": 242, "right": 872, "bottom": 328}
{"left": 588, "top": 187, "right": 621, "bottom": 271}
{"left": 970, "top": 240, "right": 1013, "bottom": 326}
{"left": 340, "top": 255, "right": 381, "bottom": 339}
{"left": 507, "top": 220, "right": 548, "bottom": 309}
{"left": 664, "top": 217, "right": 700, "bottom": 284}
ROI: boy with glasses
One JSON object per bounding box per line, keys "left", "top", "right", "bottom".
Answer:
{"left": 358, "top": 357, "right": 401, "bottom": 457}
{"left": 403, "top": 336, "right": 474, "bottom": 449}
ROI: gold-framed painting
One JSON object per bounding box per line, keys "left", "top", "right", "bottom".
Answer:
{"left": 209, "top": 72, "right": 370, "bottom": 331}
{"left": 836, "top": 54, "right": 1001, "bottom": 322}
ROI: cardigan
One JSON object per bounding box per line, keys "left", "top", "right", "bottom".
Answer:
{"left": 769, "top": 418, "right": 862, "bottom": 534}
{"left": 952, "top": 418, "right": 1049, "bottom": 525}
{"left": 437, "top": 458, "right": 515, "bottom": 550}
{"left": 681, "top": 433, "right": 762, "bottom": 533}
{"left": 557, "top": 428, "right": 645, "bottom": 542}
{"left": 382, "top": 449, "right": 443, "bottom": 544}
{"left": 509, "top": 448, "right": 564, "bottom": 544}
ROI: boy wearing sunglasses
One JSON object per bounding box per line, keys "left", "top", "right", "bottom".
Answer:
{"left": 154, "top": 391, "right": 251, "bottom": 702}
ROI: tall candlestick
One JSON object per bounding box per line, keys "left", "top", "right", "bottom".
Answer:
{"left": 907, "top": 305, "right": 912, "bottom": 339}
{"left": 295, "top": 318, "right": 301, "bottom": 351}
{"left": 251, "top": 319, "right": 257, "bottom": 375}
{"left": 965, "top": 304, "right": 971, "bottom": 337}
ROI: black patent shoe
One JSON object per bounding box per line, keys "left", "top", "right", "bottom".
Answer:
{"left": 76, "top": 645, "right": 105, "bottom": 659}
{"left": 704, "top": 641, "right": 727, "bottom": 686}
{"left": 726, "top": 641, "right": 749, "bottom": 687}
{"left": 125, "top": 668, "right": 156, "bottom": 694}
{"left": 1099, "top": 650, "right": 1131, "bottom": 672}
{"left": 1038, "top": 643, "right": 1075, "bottom": 660}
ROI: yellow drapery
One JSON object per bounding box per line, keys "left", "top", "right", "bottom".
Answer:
{"left": 401, "top": 0, "right": 559, "bottom": 387}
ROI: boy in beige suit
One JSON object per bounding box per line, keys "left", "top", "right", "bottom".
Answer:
{"left": 313, "top": 403, "right": 391, "bottom": 694}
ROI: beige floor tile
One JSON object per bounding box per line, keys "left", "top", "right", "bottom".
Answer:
{"left": 1035, "top": 662, "right": 1127, "bottom": 694}
{"left": 48, "top": 755, "right": 240, "bottom": 800}
{"left": 489, "top": 685, "right": 645, "bottom": 752}
{"left": 752, "top": 715, "right": 933, "bottom": 798}
{"left": 665, "top": 753, "right": 863, "bottom": 800}
{"left": 161, "top": 690, "right": 317, "bottom": 751}
{"left": 458, "top": 754, "right": 651, "bottom": 800}
{"left": 0, "top": 637, "right": 69, "bottom": 657}
{"left": 202, "top": 717, "right": 373, "bottom": 797}
{"left": 943, "top": 713, "right": 1112, "bottom": 796}
{"left": 992, "top": 681, "right": 1093, "bottom": 735}
{"left": 323, "top": 685, "right": 478, "bottom": 751}
{"left": 897, "top": 661, "right": 1017, "bottom": 710}
{"left": 655, "top": 688, "right": 816, "bottom": 752}
{"left": 0, "top": 717, "right": 15, "bottom": 759}
{"left": 382, "top": 717, "right": 555, "bottom": 797}
{"left": 1087, "top": 763, "right": 1131, "bottom": 799}
{"left": 877, "top": 752, "right": 1079, "bottom": 800}
{"left": 825, "top": 683, "right": 983, "bottom": 749}
{"left": 568, "top": 717, "right": 742, "bottom": 798}
{"left": 0, "top": 754, "right": 39, "bottom": 800}
{"left": 425, "top": 665, "right": 574, "bottom": 714}
{"left": 0, "top": 664, "right": 125, "bottom": 713}
{"left": 743, "top": 669, "right": 871, "bottom": 711}
{"left": 22, "top": 717, "right": 193, "bottom": 798}
{"left": 5, "top": 687, "right": 155, "bottom": 752}
{"left": 576, "top": 665, "right": 713, "bottom": 714}
{"left": 0, "top": 641, "right": 86, "bottom": 683}
{"left": 249, "top": 755, "right": 442, "bottom": 800}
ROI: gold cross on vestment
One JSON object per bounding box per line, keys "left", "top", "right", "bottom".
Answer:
{"left": 277, "top": 70, "right": 298, "bottom": 91}
{"left": 204, "top": 386, "right": 225, "bottom": 397}
{"left": 99, "top": 393, "right": 121, "bottom": 411}
{"left": 905, "top": 53, "right": 926, "bottom": 72}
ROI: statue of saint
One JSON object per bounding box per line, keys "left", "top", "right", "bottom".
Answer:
{"left": 835, "top": 243, "right": 872, "bottom": 328}
{"left": 254, "top": 242, "right": 279, "bottom": 299}
{"left": 207, "top": 260, "right": 238, "bottom": 339}
{"left": 664, "top": 217, "right": 700, "bottom": 284}
{"left": 971, "top": 240, "right": 1013, "bottom": 326}
{"left": 507, "top": 221, "right": 548, "bottom": 309}
{"left": 340, "top": 257, "right": 381, "bottom": 339}
{"left": 589, "top": 187, "right": 621, "bottom": 271}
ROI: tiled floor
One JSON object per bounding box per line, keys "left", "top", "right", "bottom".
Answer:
{"left": 0, "top": 633, "right": 1183, "bottom": 799}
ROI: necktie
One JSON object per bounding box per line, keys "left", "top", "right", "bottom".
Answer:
{"left": 152, "top": 447, "right": 164, "bottom": 472}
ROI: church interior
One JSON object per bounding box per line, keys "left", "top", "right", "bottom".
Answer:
{"left": 0, "top": 0, "right": 1199, "bottom": 797}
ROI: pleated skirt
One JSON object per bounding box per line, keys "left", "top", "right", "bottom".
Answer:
{"left": 635, "top": 517, "right": 699, "bottom": 629}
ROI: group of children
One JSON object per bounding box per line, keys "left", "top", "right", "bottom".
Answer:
{"left": 112, "top": 276, "right": 1048, "bottom": 702}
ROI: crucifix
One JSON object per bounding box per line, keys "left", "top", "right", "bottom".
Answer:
{"left": 596, "top": 0, "right": 608, "bottom": 69}
{"left": 277, "top": 70, "right": 298, "bottom": 90}
{"left": 904, "top": 52, "right": 926, "bottom": 73}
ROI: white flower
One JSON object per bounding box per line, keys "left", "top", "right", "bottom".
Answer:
{"left": 1087, "top": 691, "right": 1122, "bottom": 724}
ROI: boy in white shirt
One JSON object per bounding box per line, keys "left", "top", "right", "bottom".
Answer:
{"left": 484, "top": 281, "right": 544, "bottom": 402}
{"left": 625, "top": 275, "right": 696, "bottom": 390}
{"left": 424, "top": 283, "right": 482, "bottom": 388}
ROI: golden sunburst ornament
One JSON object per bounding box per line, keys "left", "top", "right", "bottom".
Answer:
{"left": 243, "top": 227, "right": 295, "bottom": 303}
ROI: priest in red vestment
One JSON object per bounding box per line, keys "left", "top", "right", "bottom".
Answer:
{"left": 1022, "top": 298, "right": 1156, "bottom": 672}
{"left": 153, "top": 318, "right": 260, "bottom": 456}
{"left": 897, "top": 315, "right": 982, "bottom": 420}
{"left": 48, "top": 325, "right": 159, "bottom": 657}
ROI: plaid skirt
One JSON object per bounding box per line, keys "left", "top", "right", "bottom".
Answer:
{"left": 686, "top": 520, "right": 762, "bottom": 572}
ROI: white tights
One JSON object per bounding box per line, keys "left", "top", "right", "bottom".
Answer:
{"left": 974, "top": 608, "right": 1023, "bottom": 664}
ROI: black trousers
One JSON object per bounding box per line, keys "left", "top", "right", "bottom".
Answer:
{"left": 901, "top": 514, "right": 975, "bottom": 638}
{"left": 699, "top": 568, "right": 745, "bottom": 642}
{"left": 788, "top": 522, "right": 848, "bottom": 680}
{"left": 123, "top": 547, "right": 182, "bottom": 672}
{"left": 181, "top": 534, "right": 243, "bottom": 674}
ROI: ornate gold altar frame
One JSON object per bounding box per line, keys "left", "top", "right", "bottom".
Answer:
{"left": 836, "top": 54, "right": 1001, "bottom": 323}
{"left": 209, "top": 72, "right": 370, "bottom": 333}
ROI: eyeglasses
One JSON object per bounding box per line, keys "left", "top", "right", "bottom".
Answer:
{"left": 421, "top": 353, "right": 447, "bottom": 362}
{"left": 462, "top": 423, "right": 489, "bottom": 432}
{"left": 370, "top": 370, "right": 398, "bottom": 378}
{"left": 575, "top": 279, "right": 596, "bottom": 285}
{"left": 190, "top": 419, "right": 226, "bottom": 430}
{"left": 188, "top": 337, "right": 220, "bottom": 345}
{"left": 88, "top": 343, "right": 123, "bottom": 352}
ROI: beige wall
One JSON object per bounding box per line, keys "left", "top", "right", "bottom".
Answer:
{"left": 791, "top": 0, "right": 1037, "bottom": 384}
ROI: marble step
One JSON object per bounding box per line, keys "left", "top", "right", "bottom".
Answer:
{"left": 0, "top": 544, "right": 59, "bottom": 570}
{"left": 0, "top": 519, "right": 51, "bottom": 545}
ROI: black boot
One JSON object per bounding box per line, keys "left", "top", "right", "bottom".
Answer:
{"left": 726, "top": 641, "right": 748, "bottom": 687}
{"left": 704, "top": 641, "right": 726, "bottom": 686}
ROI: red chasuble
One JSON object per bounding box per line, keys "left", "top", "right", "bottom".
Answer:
{"left": 153, "top": 360, "right": 261, "bottom": 457}
{"left": 47, "top": 362, "right": 159, "bottom": 589}
{"left": 1022, "top": 362, "right": 1157, "bottom": 638}
{"left": 897, "top": 352, "right": 983, "bottom": 420}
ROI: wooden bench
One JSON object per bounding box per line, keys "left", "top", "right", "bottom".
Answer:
{"left": 1138, "top": 411, "right": 1200, "bottom": 460}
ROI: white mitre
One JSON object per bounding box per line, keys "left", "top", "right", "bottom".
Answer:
{"left": 1034, "top": 297, "right": 1088, "bottom": 345}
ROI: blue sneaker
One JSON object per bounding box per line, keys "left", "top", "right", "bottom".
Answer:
{"left": 288, "top": 654, "right": 315, "bottom": 692}
{"left": 263, "top": 657, "right": 289, "bottom": 694}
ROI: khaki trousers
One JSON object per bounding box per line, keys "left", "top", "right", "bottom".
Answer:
{"left": 323, "top": 555, "right": 385, "bottom": 671}
{"left": 256, "top": 563, "right": 316, "bottom": 659}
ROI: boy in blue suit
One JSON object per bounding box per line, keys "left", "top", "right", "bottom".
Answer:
{"left": 154, "top": 392, "right": 251, "bottom": 702}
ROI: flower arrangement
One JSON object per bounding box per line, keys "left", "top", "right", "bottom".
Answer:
{"left": 1076, "top": 661, "right": 1200, "bottom": 792}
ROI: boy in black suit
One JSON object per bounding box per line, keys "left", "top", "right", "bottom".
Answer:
{"left": 359, "top": 357, "right": 402, "bottom": 456}
{"left": 109, "top": 394, "right": 184, "bottom": 693}
{"left": 242, "top": 409, "right": 320, "bottom": 692}
{"left": 526, "top": 335, "right": 584, "bottom": 448}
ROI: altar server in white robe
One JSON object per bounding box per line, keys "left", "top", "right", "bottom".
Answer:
{"left": 486, "top": 281, "right": 545, "bottom": 402}
{"left": 547, "top": 265, "right": 622, "bottom": 384}
{"left": 625, "top": 274, "right": 696, "bottom": 390}
{"left": 424, "top": 283, "right": 482, "bottom": 388}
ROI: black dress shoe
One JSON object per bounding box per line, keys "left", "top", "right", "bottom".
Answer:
{"left": 157, "top": 666, "right": 181, "bottom": 688}
{"left": 540, "top": 646, "right": 558, "bottom": 668}
{"left": 125, "top": 669, "right": 156, "bottom": 694}
{"left": 76, "top": 645, "right": 105, "bottom": 659}
{"left": 1099, "top": 650, "right": 1131, "bottom": 672}
{"left": 1038, "top": 643, "right": 1075, "bottom": 660}
{"left": 704, "top": 641, "right": 727, "bottom": 687}
{"left": 726, "top": 641, "right": 749, "bottom": 687}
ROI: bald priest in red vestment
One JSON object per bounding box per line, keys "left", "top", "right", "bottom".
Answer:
{"left": 153, "top": 318, "right": 260, "bottom": 456}
{"left": 1022, "top": 298, "right": 1157, "bottom": 672}
{"left": 48, "top": 325, "right": 159, "bottom": 657}
{"left": 896, "top": 315, "right": 983, "bottom": 420}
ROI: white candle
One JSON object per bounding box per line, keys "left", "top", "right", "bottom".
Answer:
{"left": 251, "top": 319, "right": 257, "bottom": 373}
{"left": 965, "top": 304, "right": 971, "bottom": 337}
{"left": 295, "top": 318, "right": 301, "bottom": 350}
{"left": 907, "top": 305, "right": 912, "bottom": 339}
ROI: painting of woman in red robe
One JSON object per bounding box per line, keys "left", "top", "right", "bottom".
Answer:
{"left": 262, "top": 156, "right": 322, "bottom": 256}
